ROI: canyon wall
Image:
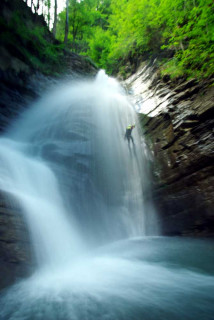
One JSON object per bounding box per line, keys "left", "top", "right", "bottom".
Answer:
{"left": 126, "top": 62, "right": 214, "bottom": 236}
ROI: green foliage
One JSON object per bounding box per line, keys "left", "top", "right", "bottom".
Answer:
{"left": 160, "top": 59, "right": 185, "bottom": 79}
{"left": 7, "top": 0, "right": 213, "bottom": 78}
{"left": 1, "top": 10, "right": 65, "bottom": 74}
{"left": 159, "top": 0, "right": 214, "bottom": 78}
{"left": 87, "top": 28, "right": 111, "bottom": 69}
{"left": 57, "top": 0, "right": 104, "bottom": 52}
{"left": 56, "top": 0, "right": 112, "bottom": 68}
{"left": 103, "top": 0, "right": 214, "bottom": 78}
{"left": 57, "top": 0, "right": 212, "bottom": 79}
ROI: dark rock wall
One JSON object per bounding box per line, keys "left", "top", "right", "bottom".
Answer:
{"left": 0, "top": 192, "right": 34, "bottom": 290}
{"left": 0, "top": 0, "right": 97, "bottom": 131}
{"left": 126, "top": 62, "right": 214, "bottom": 236}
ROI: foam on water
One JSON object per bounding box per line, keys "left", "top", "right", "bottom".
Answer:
{"left": 0, "top": 238, "right": 214, "bottom": 320}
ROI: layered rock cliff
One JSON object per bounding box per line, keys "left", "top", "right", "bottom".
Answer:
{"left": 126, "top": 62, "right": 214, "bottom": 236}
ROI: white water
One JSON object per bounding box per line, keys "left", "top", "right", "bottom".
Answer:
{"left": 0, "top": 71, "right": 154, "bottom": 268}
{"left": 0, "top": 71, "right": 213, "bottom": 320}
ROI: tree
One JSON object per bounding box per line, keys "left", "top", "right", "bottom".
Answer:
{"left": 54, "top": 0, "right": 214, "bottom": 77}
{"left": 64, "top": 0, "right": 69, "bottom": 44}
{"left": 70, "top": 0, "right": 78, "bottom": 50}
{"left": 36, "top": 0, "right": 40, "bottom": 13}
{"left": 53, "top": 0, "right": 58, "bottom": 37}
{"left": 46, "top": 0, "right": 51, "bottom": 29}
{"left": 59, "top": 0, "right": 102, "bottom": 51}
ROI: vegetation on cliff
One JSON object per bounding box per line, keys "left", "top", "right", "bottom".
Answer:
{"left": 108, "top": 0, "right": 214, "bottom": 79}
{"left": 0, "top": 0, "right": 96, "bottom": 76}
{"left": 54, "top": 0, "right": 214, "bottom": 79}
{"left": 0, "top": 0, "right": 65, "bottom": 75}
{"left": 1, "top": 0, "right": 214, "bottom": 79}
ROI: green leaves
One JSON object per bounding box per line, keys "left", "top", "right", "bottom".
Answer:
{"left": 111, "top": 0, "right": 214, "bottom": 78}
{"left": 56, "top": 0, "right": 110, "bottom": 53}
{"left": 3, "top": 10, "right": 65, "bottom": 75}
{"left": 55, "top": 0, "right": 214, "bottom": 78}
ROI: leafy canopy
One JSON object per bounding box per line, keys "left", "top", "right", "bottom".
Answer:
{"left": 55, "top": 0, "right": 214, "bottom": 78}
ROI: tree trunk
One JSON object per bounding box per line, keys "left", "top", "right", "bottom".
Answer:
{"left": 53, "top": 0, "right": 58, "bottom": 37}
{"left": 64, "top": 0, "right": 69, "bottom": 44}
{"left": 47, "top": 0, "right": 51, "bottom": 29}
{"left": 42, "top": 0, "right": 44, "bottom": 16}
{"left": 37, "top": 0, "right": 40, "bottom": 13}
{"left": 72, "top": 21, "right": 79, "bottom": 52}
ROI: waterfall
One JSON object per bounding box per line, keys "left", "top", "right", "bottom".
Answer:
{"left": 1, "top": 71, "right": 213, "bottom": 320}
{"left": 0, "top": 71, "right": 154, "bottom": 269}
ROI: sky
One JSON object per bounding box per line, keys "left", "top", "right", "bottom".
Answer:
{"left": 27, "top": 0, "right": 66, "bottom": 15}
{"left": 56, "top": 0, "right": 66, "bottom": 13}
{"left": 26, "top": 0, "right": 66, "bottom": 28}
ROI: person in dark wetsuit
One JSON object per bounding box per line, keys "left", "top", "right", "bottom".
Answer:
{"left": 124, "top": 124, "right": 135, "bottom": 144}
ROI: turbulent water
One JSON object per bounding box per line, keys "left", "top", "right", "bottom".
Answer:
{"left": 0, "top": 237, "right": 214, "bottom": 320}
{"left": 0, "top": 71, "right": 213, "bottom": 319}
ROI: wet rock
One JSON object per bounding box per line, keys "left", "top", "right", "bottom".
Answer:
{"left": 174, "top": 79, "right": 198, "bottom": 93}
{"left": 127, "top": 63, "right": 214, "bottom": 236}
{"left": 154, "top": 166, "right": 214, "bottom": 236}
{"left": 171, "top": 85, "right": 202, "bottom": 105}
{"left": 0, "top": 192, "right": 34, "bottom": 290}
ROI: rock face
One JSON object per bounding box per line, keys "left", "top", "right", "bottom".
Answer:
{"left": 126, "top": 62, "right": 214, "bottom": 236}
{"left": 0, "top": 0, "right": 97, "bottom": 132}
{"left": 0, "top": 192, "right": 34, "bottom": 290}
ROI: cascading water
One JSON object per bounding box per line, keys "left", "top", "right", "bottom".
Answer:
{"left": 2, "top": 70, "right": 155, "bottom": 252}
{"left": 0, "top": 71, "right": 213, "bottom": 320}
